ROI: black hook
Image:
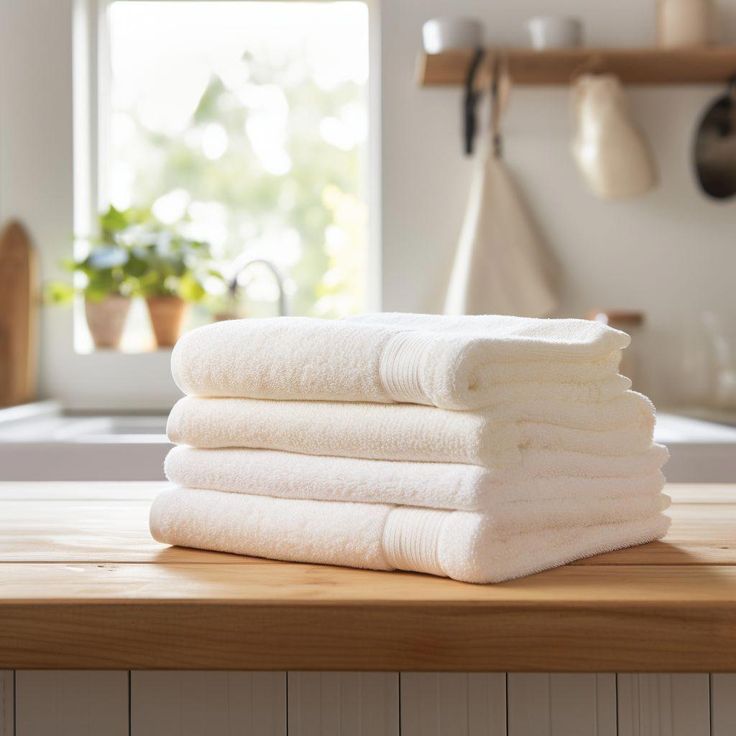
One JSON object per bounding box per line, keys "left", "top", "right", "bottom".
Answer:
{"left": 490, "top": 55, "right": 504, "bottom": 159}
{"left": 463, "top": 47, "right": 485, "bottom": 156}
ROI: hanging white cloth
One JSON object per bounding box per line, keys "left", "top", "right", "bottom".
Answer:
{"left": 445, "top": 62, "right": 558, "bottom": 317}
{"left": 445, "top": 153, "right": 558, "bottom": 317}
{"left": 571, "top": 74, "right": 657, "bottom": 200}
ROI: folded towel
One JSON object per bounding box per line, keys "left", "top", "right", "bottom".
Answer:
{"left": 171, "top": 317, "right": 631, "bottom": 410}
{"left": 350, "top": 312, "right": 606, "bottom": 337}
{"left": 150, "top": 487, "right": 671, "bottom": 583}
{"left": 168, "top": 391, "right": 654, "bottom": 465}
{"left": 518, "top": 444, "right": 668, "bottom": 478}
{"left": 165, "top": 445, "right": 667, "bottom": 514}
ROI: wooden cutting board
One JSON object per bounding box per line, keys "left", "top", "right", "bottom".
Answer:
{"left": 0, "top": 220, "right": 38, "bottom": 407}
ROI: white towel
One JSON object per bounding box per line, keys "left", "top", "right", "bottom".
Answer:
{"left": 150, "top": 487, "right": 671, "bottom": 583}
{"left": 351, "top": 312, "right": 607, "bottom": 339}
{"left": 517, "top": 444, "right": 668, "bottom": 478}
{"left": 171, "top": 316, "right": 631, "bottom": 410}
{"left": 165, "top": 445, "right": 667, "bottom": 515}
{"left": 168, "top": 391, "right": 655, "bottom": 465}
{"left": 352, "top": 314, "right": 628, "bottom": 383}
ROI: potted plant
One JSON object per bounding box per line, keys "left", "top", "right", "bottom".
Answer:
{"left": 127, "top": 232, "right": 218, "bottom": 348}
{"left": 48, "top": 206, "right": 222, "bottom": 350}
{"left": 47, "top": 243, "right": 135, "bottom": 350}
{"left": 46, "top": 206, "right": 152, "bottom": 349}
{"left": 80, "top": 248, "right": 133, "bottom": 349}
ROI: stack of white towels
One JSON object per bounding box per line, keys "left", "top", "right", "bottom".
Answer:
{"left": 151, "top": 313, "right": 670, "bottom": 584}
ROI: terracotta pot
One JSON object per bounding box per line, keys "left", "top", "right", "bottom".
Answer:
{"left": 146, "top": 296, "right": 188, "bottom": 348}
{"left": 84, "top": 295, "right": 131, "bottom": 350}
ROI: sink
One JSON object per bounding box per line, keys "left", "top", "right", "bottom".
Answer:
{"left": 0, "top": 402, "right": 171, "bottom": 480}
{"left": 654, "top": 411, "right": 736, "bottom": 482}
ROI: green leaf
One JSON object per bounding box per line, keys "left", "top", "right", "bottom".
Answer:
{"left": 177, "top": 272, "right": 206, "bottom": 302}
{"left": 98, "top": 205, "right": 130, "bottom": 237}
{"left": 44, "top": 281, "right": 76, "bottom": 305}
{"left": 80, "top": 205, "right": 219, "bottom": 302}
{"left": 124, "top": 252, "right": 148, "bottom": 278}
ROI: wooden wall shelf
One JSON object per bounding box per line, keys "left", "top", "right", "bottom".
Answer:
{"left": 419, "top": 47, "right": 736, "bottom": 86}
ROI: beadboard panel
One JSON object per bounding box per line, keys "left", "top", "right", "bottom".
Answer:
{"left": 507, "top": 674, "right": 616, "bottom": 736}
{"left": 8, "top": 669, "right": 736, "bottom": 735}
{"left": 287, "top": 672, "right": 399, "bottom": 736}
{"left": 0, "top": 672, "right": 12, "bottom": 736}
{"left": 130, "top": 671, "right": 286, "bottom": 736}
{"left": 616, "top": 674, "right": 710, "bottom": 736}
{"left": 711, "top": 674, "right": 736, "bottom": 736}
{"left": 14, "top": 670, "right": 128, "bottom": 736}
{"left": 400, "top": 672, "right": 506, "bottom": 736}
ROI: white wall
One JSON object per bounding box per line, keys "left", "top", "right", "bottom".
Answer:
{"left": 380, "top": 0, "right": 736, "bottom": 404}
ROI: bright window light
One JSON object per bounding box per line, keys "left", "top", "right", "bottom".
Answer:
{"left": 105, "top": 0, "right": 368, "bottom": 330}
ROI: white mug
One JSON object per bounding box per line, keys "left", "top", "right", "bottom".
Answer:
{"left": 526, "top": 16, "right": 583, "bottom": 49}
{"left": 422, "top": 17, "right": 484, "bottom": 54}
{"left": 657, "top": 0, "right": 713, "bottom": 47}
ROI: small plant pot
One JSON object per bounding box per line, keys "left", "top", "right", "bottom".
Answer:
{"left": 146, "top": 296, "right": 188, "bottom": 348}
{"left": 84, "top": 295, "right": 131, "bottom": 350}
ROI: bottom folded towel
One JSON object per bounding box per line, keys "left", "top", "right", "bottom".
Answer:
{"left": 150, "top": 487, "right": 671, "bottom": 583}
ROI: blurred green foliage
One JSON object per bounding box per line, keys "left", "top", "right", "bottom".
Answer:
{"left": 112, "top": 46, "right": 367, "bottom": 317}
{"left": 47, "top": 206, "right": 221, "bottom": 304}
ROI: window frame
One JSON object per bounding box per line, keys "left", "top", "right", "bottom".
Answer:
{"left": 0, "top": 0, "right": 380, "bottom": 411}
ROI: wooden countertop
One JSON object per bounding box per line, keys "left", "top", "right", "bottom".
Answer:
{"left": 1, "top": 482, "right": 735, "bottom": 672}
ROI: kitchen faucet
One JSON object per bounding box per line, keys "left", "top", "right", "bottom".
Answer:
{"left": 227, "top": 257, "right": 288, "bottom": 317}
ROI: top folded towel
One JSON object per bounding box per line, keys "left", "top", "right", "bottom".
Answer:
{"left": 172, "top": 315, "right": 630, "bottom": 410}
{"left": 349, "top": 312, "right": 619, "bottom": 339}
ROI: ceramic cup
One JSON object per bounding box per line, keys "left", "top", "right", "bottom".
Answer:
{"left": 657, "top": 0, "right": 713, "bottom": 47}
{"left": 526, "top": 16, "right": 583, "bottom": 49}
{"left": 422, "top": 17, "right": 484, "bottom": 54}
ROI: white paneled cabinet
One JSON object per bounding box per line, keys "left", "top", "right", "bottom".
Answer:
{"left": 711, "top": 674, "right": 736, "bottom": 736}
{"left": 0, "top": 672, "right": 13, "bottom": 736}
{"left": 131, "top": 671, "right": 286, "bottom": 736}
{"left": 287, "top": 672, "right": 399, "bottom": 736}
{"left": 14, "top": 671, "right": 128, "bottom": 736}
{"left": 507, "top": 674, "right": 617, "bottom": 736}
{"left": 617, "top": 674, "right": 711, "bottom": 736}
{"left": 400, "top": 673, "right": 506, "bottom": 736}
{"left": 6, "top": 670, "right": 736, "bottom": 735}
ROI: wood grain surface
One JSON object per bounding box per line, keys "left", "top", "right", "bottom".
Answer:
{"left": 0, "top": 483, "right": 735, "bottom": 671}
{"left": 0, "top": 221, "right": 37, "bottom": 407}
{"left": 419, "top": 47, "right": 736, "bottom": 86}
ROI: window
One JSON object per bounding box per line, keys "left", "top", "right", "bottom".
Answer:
{"left": 88, "top": 0, "right": 368, "bottom": 350}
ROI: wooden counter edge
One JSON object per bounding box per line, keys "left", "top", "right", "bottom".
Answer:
{"left": 1, "top": 601, "right": 735, "bottom": 671}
